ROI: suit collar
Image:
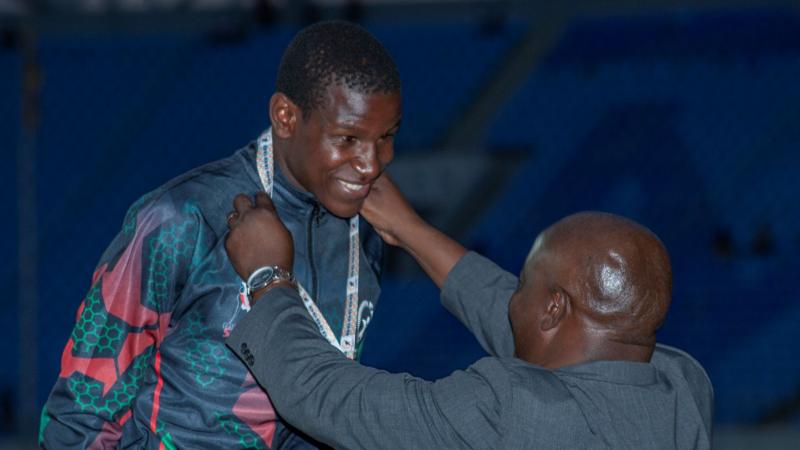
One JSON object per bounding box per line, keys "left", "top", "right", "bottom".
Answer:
{"left": 556, "top": 359, "right": 658, "bottom": 386}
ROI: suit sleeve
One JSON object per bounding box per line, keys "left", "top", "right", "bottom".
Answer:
{"left": 227, "top": 287, "right": 507, "bottom": 450}
{"left": 440, "top": 251, "right": 518, "bottom": 357}
{"left": 39, "top": 194, "right": 203, "bottom": 449}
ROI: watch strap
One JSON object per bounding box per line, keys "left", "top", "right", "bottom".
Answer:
{"left": 246, "top": 265, "right": 295, "bottom": 295}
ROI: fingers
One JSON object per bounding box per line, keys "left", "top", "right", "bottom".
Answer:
{"left": 254, "top": 191, "right": 275, "bottom": 210}
{"left": 229, "top": 193, "right": 254, "bottom": 229}
{"left": 229, "top": 192, "right": 276, "bottom": 229}
{"left": 373, "top": 171, "right": 395, "bottom": 190}
{"left": 227, "top": 211, "right": 239, "bottom": 228}
{"left": 233, "top": 193, "right": 253, "bottom": 215}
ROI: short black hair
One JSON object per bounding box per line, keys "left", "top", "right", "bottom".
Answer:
{"left": 276, "top": 20, "right": 401, "bottom": 116}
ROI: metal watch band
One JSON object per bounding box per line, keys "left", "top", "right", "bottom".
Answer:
{"left": 246, "top": 265, "right": 295, "bottom": 294}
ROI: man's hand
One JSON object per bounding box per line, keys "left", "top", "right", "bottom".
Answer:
{"left": 225, "top": 192, "right": 294, "bottom": 281}
{"left": 362, "top": 173, "right": 466, "bottom": 288}
{"left": 361, "top": 173, "right": 423, "bottom": 249}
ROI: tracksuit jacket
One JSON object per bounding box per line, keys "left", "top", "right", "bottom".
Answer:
{"left": 40, "top": 131, "right": 384, "bottom": 449}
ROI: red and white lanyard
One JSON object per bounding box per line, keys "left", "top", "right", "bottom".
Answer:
{"left": 253, "top": 129, "right": 360, "bottom": 359}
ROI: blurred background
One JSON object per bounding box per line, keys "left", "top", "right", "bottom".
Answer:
{"left": 3, "top": 0, "right": 800, "bottom": 448}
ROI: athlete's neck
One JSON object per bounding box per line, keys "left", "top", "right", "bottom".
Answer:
{"left": 271, "top": 137, "right": 308, "bottom": 194}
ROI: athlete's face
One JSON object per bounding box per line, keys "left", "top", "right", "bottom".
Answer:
{"left": 277, "top": 84, "right": 401, "bottom": 218}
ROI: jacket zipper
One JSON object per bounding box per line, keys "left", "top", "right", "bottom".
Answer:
{"left": 307, "top": 203, "right": 321, "bottom": 300}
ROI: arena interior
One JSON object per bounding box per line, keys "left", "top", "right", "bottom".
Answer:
{"left": 2, "top": 0, "right": 800, "bottom": 448}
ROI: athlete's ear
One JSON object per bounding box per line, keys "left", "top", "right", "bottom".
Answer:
{"left": 269, "top": 93, "right": 299, "bottom": 139}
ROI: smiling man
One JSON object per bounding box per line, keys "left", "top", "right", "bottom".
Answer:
{"left": 41, "top": 21, "right": 401, "bottom": 449}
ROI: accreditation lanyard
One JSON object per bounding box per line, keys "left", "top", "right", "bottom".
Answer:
{"left": 252, "top": 129, "right": 360, "bottom": 360}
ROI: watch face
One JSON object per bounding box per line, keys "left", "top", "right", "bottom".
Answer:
{"left": 249, "top": 266, "right": 276, "bottom": 289}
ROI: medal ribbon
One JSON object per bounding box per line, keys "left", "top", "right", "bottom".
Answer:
{"left": 254, "top": 129, "right": 360, "bottom": 359}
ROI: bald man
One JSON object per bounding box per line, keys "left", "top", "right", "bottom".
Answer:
{"left": 223, "top": 176, "right": 714, "bottom": 449}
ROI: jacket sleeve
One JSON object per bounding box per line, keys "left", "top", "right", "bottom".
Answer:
{"left": 39, "top": 194, "right": 204, "bottom": 449}
{"left": 440, "top": 251, "right": 518, "bottom": 358}
{"left": 226, "top": 287, "right": 507, "bottom": 450}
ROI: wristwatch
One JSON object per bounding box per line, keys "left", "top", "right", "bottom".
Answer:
{"left": 246, "top": 265, "right": 296, "bottom": 297}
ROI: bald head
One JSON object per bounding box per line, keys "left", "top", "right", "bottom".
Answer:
{"left": 509, "top": 212, "right": 672, "bottom": 367}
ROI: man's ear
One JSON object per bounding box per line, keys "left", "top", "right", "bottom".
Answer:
{"left": 269, "top": 93, "right": 299, "bottom": 139}
{"left": 540, "top": 289, "right": 568, "bottom": 331}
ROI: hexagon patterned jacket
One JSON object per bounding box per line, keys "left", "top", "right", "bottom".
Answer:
{"left": 40, "top": 132, "right": 384, "bottom": 449}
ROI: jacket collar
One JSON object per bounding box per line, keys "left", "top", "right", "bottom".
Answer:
{"left": 248, "top": 129, "right": 325, "bottom": 218}
{"left": 555, "top": 359, "right": 659, "bottom": 386}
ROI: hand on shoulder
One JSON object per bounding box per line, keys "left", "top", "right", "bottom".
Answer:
{"left": 224, "top": 192, "right": 294, "bottom": 280}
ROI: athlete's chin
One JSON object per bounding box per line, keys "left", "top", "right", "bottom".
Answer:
{"left": 321, "top": 197, "right": 366, "bottom": 219}
{"left": 319, "top": 182, "right": 371, "bottom": 218}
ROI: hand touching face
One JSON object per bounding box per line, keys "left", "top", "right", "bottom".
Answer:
{"left": 360, "top": 173, "right": 420, "bottom": 248}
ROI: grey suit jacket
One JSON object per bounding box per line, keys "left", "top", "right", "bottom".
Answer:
{"left": 227, "top": 252, "right": 714, "bottom": 449}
